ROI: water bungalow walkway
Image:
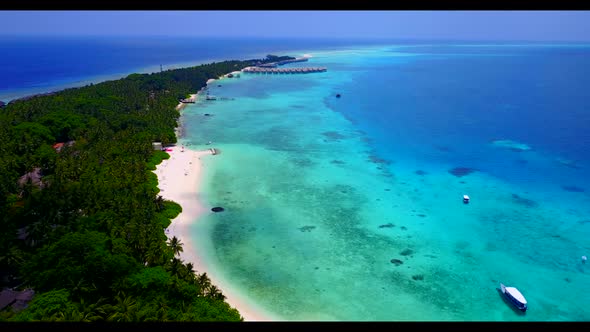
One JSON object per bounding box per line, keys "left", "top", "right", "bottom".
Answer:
{"left": 242, "top": 67, "right": 327, "bottom": 74}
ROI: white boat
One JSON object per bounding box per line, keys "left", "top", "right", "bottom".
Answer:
{"left": 500, "top": 283, "right": 527, "bottom": 312}
{"left": 463, "top": 194, "right": 470, "bottom": 204}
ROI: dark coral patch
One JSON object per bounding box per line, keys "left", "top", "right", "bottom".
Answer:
{"left": 416, "top": 214, "right": 427, "bottom": 218}
{"left": 291, "top": 158, "right": 314, "bottom": 167}
{"left": 322, "top": 131, "right": 347, "bottom": 140}
{"left": 562, "top": 185, "right": 585, "bottom": 192}
{"left": 379, "top": 223, "right": 395, "bottom": 228}
{"left": 368, "top": 154, "right": 392, "bottom": 165}
{"left": 511, "top": 194, "right": 538, "bottom": 208}
{"left": 331, "top": 160, "right": 346, "bottom": 165}
{"left": 299, "top": 226, "right": 316, "bottom": 232}
{"left": 400, "top": 248, "right": 414, "bottom": 256}
{"left": 412, "top": 274, "right": 424, "bottom": 281}
{"left": 390, "top": 259, "right": 404, "bottom": 266}
{"left": 509, "top": 147, "right": 526, "bottom": 152}
{"left": 449, "top": 167, "right": 476, "bottom": 177}
{"left": 415, "top": 170, "right": 428, "bottom": 176}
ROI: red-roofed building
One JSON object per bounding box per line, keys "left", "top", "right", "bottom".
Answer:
{"left": 52, "top": 142, "right": 65, "bottom": 151}
{"left": 52, "top": 141, "right": 75, "bottom": 153}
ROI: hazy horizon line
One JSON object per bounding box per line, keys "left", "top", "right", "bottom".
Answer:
{"left": 1, "top": 34, "right": 590, "bottom": 43}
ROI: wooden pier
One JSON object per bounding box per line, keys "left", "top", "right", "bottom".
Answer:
{"left": 242, "top": 67, "right": 327, "bottom": 74}
{"left": 179, "top": 95, "right": 196, "bottom": 103}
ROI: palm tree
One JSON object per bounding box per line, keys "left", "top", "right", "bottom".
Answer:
{"left": 155, "top": 301, "right": 169, "bottom": 321}
{"left": 144, "top": 243, "right": 165, "bottom": 266}
{"left": 107, "top": 292, "right": 138, "bottom": 322}
{"left": 54, "top": 298, "right": 104, "bottom": 322}
{"left": 168, "top": 257, "right": 184, "bottom": 279}
{"left": 0, "top": 246, "right": 24, "bottom": 268}
{"left": 154, "top": 195, "right": 165, "bottom": 212}
{"left": 196, "top": 272, "right": 211, "bottom": 296}
{"left": 184, "top": 262, "right": 196, "bottom": 282}
{"left": 24, "top": 220, "right": 51, "bottom": 248}
{"left": 52, "top": 308, "right": 83, "bottom": 322}
{"left": 71, "top": 278, "right": 92, "bottom": 300}
{"left": 206, "top": 285, "right": 226, "bottom": 301}
{"left": 79, "top": 297, "right": 108, "bottom": 322}
{"left": 167, "top": 236, "right": 183, "bottom": 257}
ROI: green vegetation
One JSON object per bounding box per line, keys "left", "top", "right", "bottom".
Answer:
{"left": 146, "top": 150, "right": 170, "bottom": 171}
{"left": 0, "top": 56, "right": 281, "bottom": 321}
{"left": 265, "top": 54, "right": 296, "bottom": 62}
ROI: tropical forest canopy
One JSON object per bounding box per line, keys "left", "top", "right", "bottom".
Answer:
{"left": 0, "top": 55, "right": 288, "bottom": 321}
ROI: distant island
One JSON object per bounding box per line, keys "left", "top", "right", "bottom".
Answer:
{"left": 0, "top": 54, "right": 290, "bottom": 321}
{"left": 254, "top": 54, "right": 308, "bottom": 67}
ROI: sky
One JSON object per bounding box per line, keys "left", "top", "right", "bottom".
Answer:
{"left": 0, "top": 11, "right": 589, "bottom": 41}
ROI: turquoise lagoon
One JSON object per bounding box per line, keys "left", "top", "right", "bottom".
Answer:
{"left": 180, "top": 44, "right": 590, "bottom": 321}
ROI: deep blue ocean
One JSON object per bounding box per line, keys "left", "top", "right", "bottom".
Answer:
{"left": 329, "top": 44, "right": 590, "bottom": 191}
{"left": 3, "top": 36, "right": 590, "bottom": 320}
{"left": 0, "top": 36, "right": 386, "bottom": 102}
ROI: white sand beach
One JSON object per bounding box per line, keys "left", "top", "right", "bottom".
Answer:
{"left": 206, "top": 71, "right": 240, "bottom": 85}
{"left": 175, "top": 94, "right": 197, "bottom": 111}
{"left": 153, "top": 101, "right": 276, "bottom": 321}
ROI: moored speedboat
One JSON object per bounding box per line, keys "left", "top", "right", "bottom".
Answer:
{"left": 500, "top": 283, "right": 527, "bottom": 312}
{"left": 463, "top": 195, "right": 470, "bottom": 204}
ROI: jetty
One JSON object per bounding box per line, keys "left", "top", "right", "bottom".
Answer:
{"left": 243, "top": 67, "right": 327, "bottom": 74}
{"left": 179, "top": 95, "right": 196, "bottom": 103}
{"left": 258, "top": 57, "right": 310, "bottom": 68}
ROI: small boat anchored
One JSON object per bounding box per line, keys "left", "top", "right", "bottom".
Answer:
{"left": 500, "top": 283, "right": 527, "bottom": 312}
{"left": 463, "top": 194, "right": 470, "bottom": 204}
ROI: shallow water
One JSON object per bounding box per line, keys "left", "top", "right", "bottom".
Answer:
{"left": 183, "top": 44, "right": 590, "bottom": 321}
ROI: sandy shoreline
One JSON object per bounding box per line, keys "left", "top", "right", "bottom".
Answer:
{"left": 206, "top": 70, "right": 242, "bottom": 85}
{"left": 153, "top": 98, "right": 277, "bottom": 321}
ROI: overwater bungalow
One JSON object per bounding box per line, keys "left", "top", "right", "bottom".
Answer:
{"left": 242, "top": 67, "right": 327, "bottom": 74}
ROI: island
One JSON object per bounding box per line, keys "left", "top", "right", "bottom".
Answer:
{"left": 0, "top": 54, "right": 289, "bottom": 322}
